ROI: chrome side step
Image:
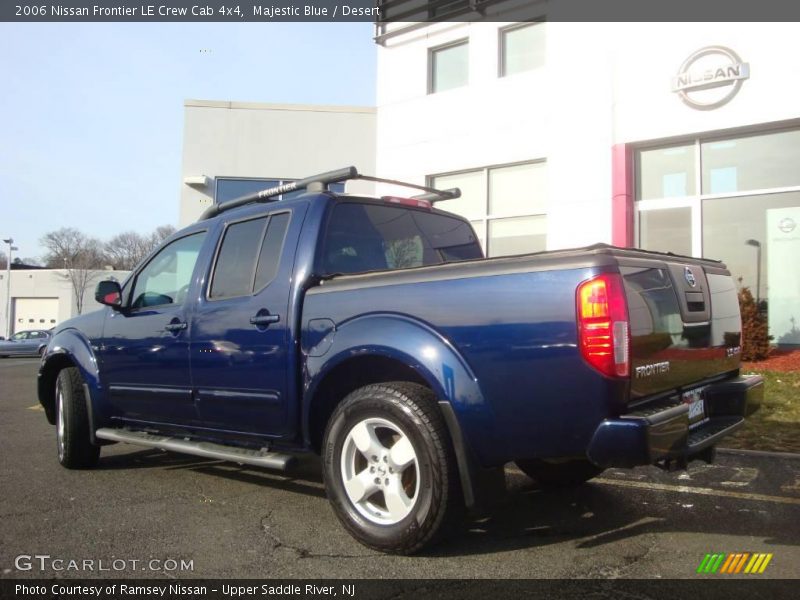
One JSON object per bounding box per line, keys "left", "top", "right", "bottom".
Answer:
{"left": 95, "top": 428, "right": 296, "bottom": 471}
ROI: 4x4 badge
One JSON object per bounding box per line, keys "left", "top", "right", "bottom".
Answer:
{"left": 685, "top": 267, "right": 697, "bottom": 287}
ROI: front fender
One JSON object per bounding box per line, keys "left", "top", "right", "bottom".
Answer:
{"left": 303, "top": 313, "right": 502, "bottom": 465}
{"left": 38, "top": 329, "right": 102, "bottom": 426}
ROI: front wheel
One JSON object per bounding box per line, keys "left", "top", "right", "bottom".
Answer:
{"left": 56, "top": 367, "right": 100, "bottom": 469}
{"left": 515, "top": 458, "right": 603, "bottom": 488}
{"left": 322, "top": 382, "right": 460, "bottom": 555}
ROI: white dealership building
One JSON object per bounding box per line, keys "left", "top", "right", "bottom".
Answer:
{"left": 180, "top": 20, "right": 800, "bottom": 345}
{"left": 370, "top": 20, "right": 800, "bottom": 344}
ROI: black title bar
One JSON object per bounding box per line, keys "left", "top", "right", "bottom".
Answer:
{"left": 5, "top": 0, "right": 800, "bottom": 22}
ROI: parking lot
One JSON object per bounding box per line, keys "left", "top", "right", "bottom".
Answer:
{"left": 1, "top": 358, "right": 798, "bottom": 579}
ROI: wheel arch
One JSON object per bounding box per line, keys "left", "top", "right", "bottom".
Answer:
{"left": 38, "top": 330, "right": 101, "bottom": 427}
{"left": 302, "top": 314, "right": 499, "bottom": 509}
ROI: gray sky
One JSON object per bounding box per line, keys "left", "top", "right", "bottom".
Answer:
{"left": 0, "top": 22, "right": 376, "bottom": 261}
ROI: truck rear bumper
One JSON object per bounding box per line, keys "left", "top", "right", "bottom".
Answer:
{"left": 587, "top": 374, "right": 764, "bottom": 469}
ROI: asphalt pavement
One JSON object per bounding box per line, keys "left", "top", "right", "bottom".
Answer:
{"left": 1, "top": 358, "right": 798, "bottom": 579}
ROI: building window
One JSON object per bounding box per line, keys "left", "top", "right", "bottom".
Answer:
{"left": 215, "top": 177, "right": 344, "bottom": 204}
{"left": 429, "top": 40, "right": 468, "bottom": 94}
{"left": 636, "top": 143, "right": 696, "bottom": 200}
{"left": 430, "top": 161, "right": 547, "bottom": 257}
{"left": 499, "top": 22, "right": 545, "bottom": 77}
{"left": 635, "top": 127, "right": 800, "bottom": 345}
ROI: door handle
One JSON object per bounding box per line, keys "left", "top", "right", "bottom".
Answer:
{"left": 250, "top": 314, "right": 280, "bottom": 326}
{"left": 165, "top": 322, "right": 188, "bottom": 332}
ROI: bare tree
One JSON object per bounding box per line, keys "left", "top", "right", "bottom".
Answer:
{"left": 15, "top": 257, "right": 41, "bottom": 267}
{"left": 103, "top": 231, "right": 151, "bottom": 270}
{"left": 103, "top": 225, "right": 177, "bottom": 270}
{"left": 39, "top": 224, "right": 176, "bottom": 314}
{"left": 41, "top": 228, "right": 106, "bottom": 315}
{"left": 151, "top": 224, "right": 176, "bottom": 245}
{"left": 41, "top": 228, "right": 104, "bottom": 269}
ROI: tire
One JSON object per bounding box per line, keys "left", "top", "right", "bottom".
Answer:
{"left": 55, "top": 367, "right": 100, "bottom": 469}
{"left": 38, "top": 346, "right": 46, "bottom": 357}
{"left": 322, "top": 382, "right": 460, "bottom": 555}
{"left": 515, "top": 458, "right": 603, "bottom": 488}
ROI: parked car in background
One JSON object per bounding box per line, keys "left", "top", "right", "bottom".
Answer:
{"left": 0, "top": 329, "right": 51, "bottom": 357}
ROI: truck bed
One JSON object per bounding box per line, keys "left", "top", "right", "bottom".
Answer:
{"left": 303, "top": 244, "right": 743, "bottom": 467}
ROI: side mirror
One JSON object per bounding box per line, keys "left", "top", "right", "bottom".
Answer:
{"left": 95, "top": 280, "right": 123, "bottom": 309}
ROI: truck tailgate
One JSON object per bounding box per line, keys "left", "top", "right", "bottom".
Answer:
{"left": 620, "top": 258, "right": 741, "bottom": 404}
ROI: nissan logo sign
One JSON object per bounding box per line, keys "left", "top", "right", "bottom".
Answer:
{"left": 778, "top": 217, "right": 797, "bottom": 233}
{"left": 672, "top": 46, "right": 750, "bottom": 110}
{"left": 684, "top": 267, "right": 697, "bottom": 288}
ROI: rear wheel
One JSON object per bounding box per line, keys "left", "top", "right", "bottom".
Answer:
{"left": 322, "top": 382, "right": 460, "bottom": 554}
{"left": 515, "top": 458, "right": 603, "bottom": 488}
{"left": 56, "top": 367, "right": 100, "bottom": 469}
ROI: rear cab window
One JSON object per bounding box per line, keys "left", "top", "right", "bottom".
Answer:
{"left": 321, "top": 201, "right": 482, "bottom": 276}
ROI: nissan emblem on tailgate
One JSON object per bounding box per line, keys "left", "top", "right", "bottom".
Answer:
{"left": 684, "top": 267, "right": 697, "bottom": 287}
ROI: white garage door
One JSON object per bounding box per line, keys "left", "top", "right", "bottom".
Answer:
{"left": 14, "top": 298, "right": 59, "bottom": 334}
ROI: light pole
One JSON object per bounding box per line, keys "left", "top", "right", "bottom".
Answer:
{"left": 3, "top": 238, "right": 17, "bottom": 339}
{"left": 745, "top": 239, "right": 762, "bottom": 306}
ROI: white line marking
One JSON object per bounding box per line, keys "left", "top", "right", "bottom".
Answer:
{"left": 594, "top": 478, "right": 800, "bottom": 506}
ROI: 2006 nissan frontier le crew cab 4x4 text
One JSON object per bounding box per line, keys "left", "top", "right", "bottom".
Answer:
{"left": 38, "top": 166, "right": 763, "bottom": 554}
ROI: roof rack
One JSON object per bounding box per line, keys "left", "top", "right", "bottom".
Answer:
{"left": 197, "top": 166, "right": 461, "bottom": 221}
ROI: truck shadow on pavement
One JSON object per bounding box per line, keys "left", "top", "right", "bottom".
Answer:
{"left": 432, "top": 468, "right": 799, "bottom": 557}
{"left": 96, "top": 449, "right": 798, "bottom": 556}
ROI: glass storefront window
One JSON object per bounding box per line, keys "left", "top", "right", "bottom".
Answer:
{"left": 702, "top": 129, "right": 800, "bottom": 195}
{"left": 639, "top": 207, "right": 692, "bottom": 256}
{"left": 488, "top": 162, "right": 547, "bottom": 216}
{"left": 703, "top": 191, "right": 800, "bottom": 343}
{"left": 637, "top": 144, "right": 696, "bottom": 200}
{"left": 431, "top": 170, "right": 485, "bottom": 217}
{"left": 431, "top": 161, "right": 548, "bottom": 257}
{"left": 636, "top": 128, "right": 800, "bottom": 346}
{"left": 488, "top": 215, "right": 546, "bottom": 257}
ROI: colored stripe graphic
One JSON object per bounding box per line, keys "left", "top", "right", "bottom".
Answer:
{"left": 758, "top": 554, "right": 773, "bottom": 573}
{"left": 697, "top": 554, "right": 712, "bottom": 573}
{"left": 719, "top": 554, "right": 736, "bottom": 573}
{"left": 698, "top": 552, "right": 773, "bottom": 574}
{"left": 733, "top": 553, "right": 750, "bottom": 574}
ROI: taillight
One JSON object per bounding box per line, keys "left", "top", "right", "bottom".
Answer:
{"left": 576, "top": 273, "right": 629, "bottom": 377}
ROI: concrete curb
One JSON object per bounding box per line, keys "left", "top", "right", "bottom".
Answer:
{"left": 718, "top": 447, "right": 800, "bottom": 460}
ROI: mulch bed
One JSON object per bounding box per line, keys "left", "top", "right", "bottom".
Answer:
{"left": 742, "top": 348, "right": 800, "bottom": 372}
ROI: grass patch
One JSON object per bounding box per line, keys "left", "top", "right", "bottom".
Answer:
{"left": 720, "top": 370, "right": 800, "bottom": 454}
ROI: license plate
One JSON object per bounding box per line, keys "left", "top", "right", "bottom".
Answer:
{"left": 682, "top": 386, "right": 708, "bottom": 429}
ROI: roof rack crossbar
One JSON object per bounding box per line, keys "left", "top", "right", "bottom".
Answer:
{"left": 198, "top": 166, "right": 358, "bottom": 220}
{"left": 354, "top": 174, "right": 461, "bottom": 202}
{"left": 196, "top": 166, "right": 462, "bottom": 221}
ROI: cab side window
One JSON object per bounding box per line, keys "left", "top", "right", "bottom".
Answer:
{"left": 209, "top": 213, "right": 290, "bottom": 300}
{"left": 130, "top": 232, "right": 206, "bottom": 309}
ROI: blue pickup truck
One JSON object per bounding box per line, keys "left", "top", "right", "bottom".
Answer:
{"left": 38, "top": 167, "right": 762, "bottom": 554}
